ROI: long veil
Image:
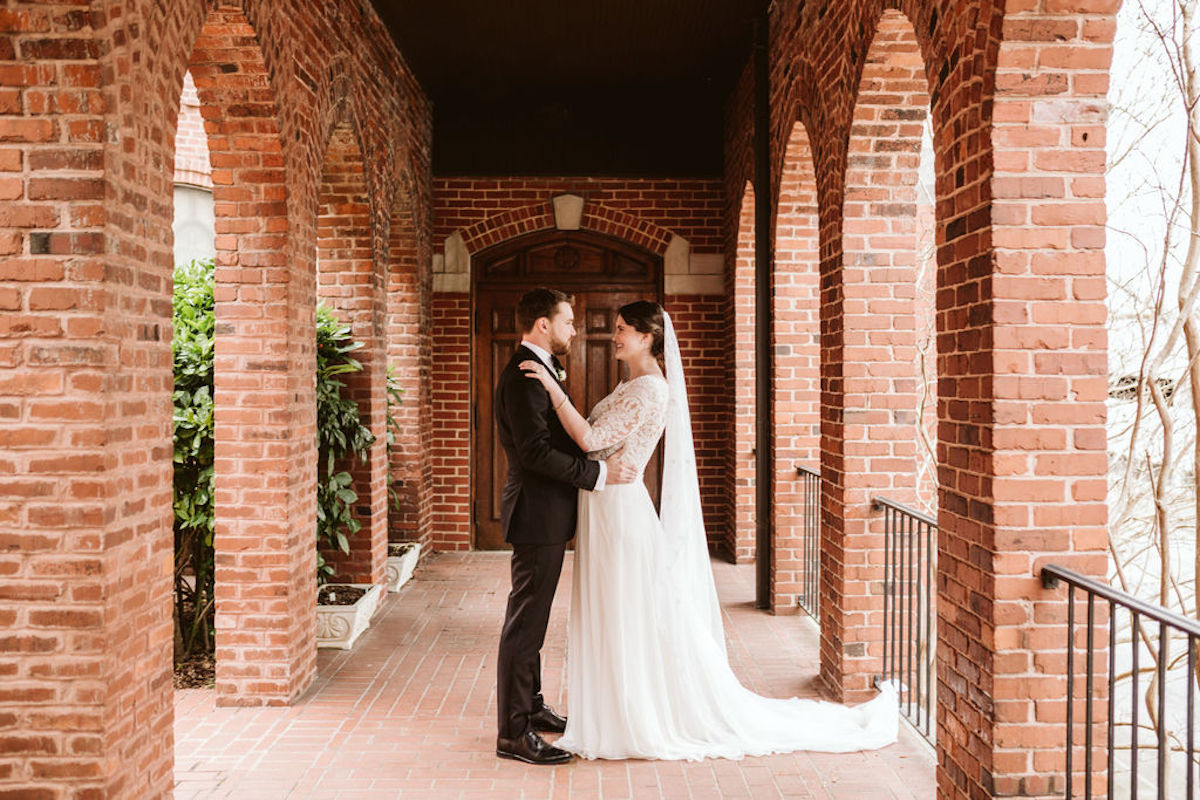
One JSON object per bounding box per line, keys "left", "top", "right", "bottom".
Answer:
{"left": 658, "top": 312, "right": 726, "bottom": 653}
{"left": 654, "top": 311, "right": 898, "bottom": 756}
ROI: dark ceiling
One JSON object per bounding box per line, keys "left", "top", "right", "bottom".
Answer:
{"left": 370, "top": 1, "right": 766, "bottom": 177}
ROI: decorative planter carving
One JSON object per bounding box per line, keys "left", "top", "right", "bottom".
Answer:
{"left": 386, "top": 542, "right": 421, "bottom": 592}
{"left": 316, "top": 583, "right": 383, "bottom": 650}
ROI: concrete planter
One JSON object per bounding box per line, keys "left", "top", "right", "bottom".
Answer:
{"left": 386, "top": 542, "right": 421, "bottom": 592}
{"left": 316, "top": 583, "right": 383, "bottom": 650}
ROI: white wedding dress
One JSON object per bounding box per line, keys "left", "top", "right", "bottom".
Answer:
{"left": 554, "top": 315, "right": 898, "bottom": 761}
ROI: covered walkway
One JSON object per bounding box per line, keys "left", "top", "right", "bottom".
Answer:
{"left": 1, "top": 0, "right": 1116, "bottom": 794}
{"left": 174, "top": 554, "right": 934, "bottom": 799}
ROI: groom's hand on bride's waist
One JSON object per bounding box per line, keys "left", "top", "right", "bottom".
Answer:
{"left": 606, "top": 448, "right": 638, "bottom": 485}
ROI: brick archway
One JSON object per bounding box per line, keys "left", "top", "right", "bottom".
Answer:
{"left": 817, "top": 6, "right": 934, "bottom": 702}
{"left": 582, "top": 205, "right": 675, "bottom": 255}
{"left": 316, "top": 114, "right": 388, "bottom": 587}
{"left": 456, "top": 201, "right": 678, "bottom": 258}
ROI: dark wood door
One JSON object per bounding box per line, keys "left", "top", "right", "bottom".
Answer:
{"left": 473, "top": 231, "right": 662, "bottom": 550}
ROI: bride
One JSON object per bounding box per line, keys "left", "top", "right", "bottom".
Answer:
{"left": 518, "top": 300, "right": 898, "bottom": 761}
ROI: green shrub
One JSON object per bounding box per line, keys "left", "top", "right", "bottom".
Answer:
{"left": 172, "top": 259, "right": 216, "bottom": 662}
{"left": 315, "top": 305, "right": 375, "bottom": 584}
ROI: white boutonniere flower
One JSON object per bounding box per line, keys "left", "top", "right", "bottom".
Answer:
{"left": 556, "top": 368, "right": 567, "bottom": 382}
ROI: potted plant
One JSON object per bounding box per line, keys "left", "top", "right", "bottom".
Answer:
{"left": 315, "top": 582, "right": 384, "bottom": 650}
{"left": 386, "top": 541, "right": 421, "bottom": 591}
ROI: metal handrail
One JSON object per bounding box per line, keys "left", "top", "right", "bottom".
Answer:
{"left": 795, "top": 465, "right": 820, "bottom": 621}
{"left": 873, "top": 494, "right": 937, "bottom": 745}
{"left": 1041, "top": 562, "right": 1200, "bottom": 799}
{"left": 871, "top": 495, "right": 937, "bottom": 527}
{"left": 1042, "top": 564, "right": 1200, "bottom": 638}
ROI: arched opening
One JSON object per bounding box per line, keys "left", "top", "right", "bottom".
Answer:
{"left": 169, "top": 69, "right": 217, "bottom": 689}
{"left": 315, "top": 117, "right": 388, "bottom": 587}
{"left": 914, "top": 119, "right": 936, "bottom": 512}
{"left": 827, "top": 8, "right": 936, "bottom": 703}
{"left": 731, "top": 180, "right": 757, "bottom": 562}
{"left": 771, "top": 121, "right": 821, "bottom": 615}
{"left": 183, "top": 7, "right": 310, "bottom": 706}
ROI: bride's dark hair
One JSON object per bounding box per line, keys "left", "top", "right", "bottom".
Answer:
{"left": 618, "top": 300, "right": 665, "bottom": 369}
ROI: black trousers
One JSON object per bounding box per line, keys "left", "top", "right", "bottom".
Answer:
{"left": 496, "top": 542, "right": 566, "bottom": 739}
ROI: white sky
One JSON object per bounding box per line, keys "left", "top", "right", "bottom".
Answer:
{"left": 1106, "top": 0, "right": 1196, "bottom": 378}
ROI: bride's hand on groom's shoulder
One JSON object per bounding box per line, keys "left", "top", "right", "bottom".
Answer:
{"left": 520, "top": 360, "right": 556, "bottom": 392}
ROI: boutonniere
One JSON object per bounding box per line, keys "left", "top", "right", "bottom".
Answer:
{"left": 556, "top": 368, "right": 567, "bottom": 382}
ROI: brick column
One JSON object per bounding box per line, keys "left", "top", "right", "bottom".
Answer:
{"left": 316, "top": 119, "right": 387, "bottom": 587}
{"left": 0, "top": 5, "right": 176, "bottom": 797}
{"left": 731, "top": 182, "right": 757, "bottom": 562}
{"left": 189, "top": 10, "right": 318, "bottom": 706}
{"left": 942, "top": 3, "right": 1114, "bottom": 795}
{"left": 386, "top": 190, "right": 435, "bottom": 553}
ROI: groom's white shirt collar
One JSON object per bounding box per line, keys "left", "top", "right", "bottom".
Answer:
{"left": 520, "top": 339, "right": 555, "bottom": 372}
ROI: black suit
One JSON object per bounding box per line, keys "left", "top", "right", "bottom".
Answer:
{"left": 494, "top": 345, "right": 600, "bottom": 739}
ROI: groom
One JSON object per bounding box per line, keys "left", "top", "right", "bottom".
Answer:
{"left": 494, "top": 288, "right": 636, "bottom": 765}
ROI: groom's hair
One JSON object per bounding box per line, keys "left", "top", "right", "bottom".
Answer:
{"left": 517, "top": 288, "right": 572, "bottom": 333}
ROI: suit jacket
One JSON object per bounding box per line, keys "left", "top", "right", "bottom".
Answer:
{"left": 494, "top": 345, "right": 601, "bottom": 545}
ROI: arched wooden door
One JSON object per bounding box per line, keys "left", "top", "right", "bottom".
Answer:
{"left": 473, "top": 230, "right": 663, "bottom": 550}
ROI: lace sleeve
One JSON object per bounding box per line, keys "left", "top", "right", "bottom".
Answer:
{"left": 582, "top": 377, "right": 667, "bottom": 454}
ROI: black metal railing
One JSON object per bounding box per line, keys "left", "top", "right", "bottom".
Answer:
{"left": 874, "top": 496, "right": 937, "bottom": 744}
{"left": 1042, "top": 563, "right": 1200, "bottom": 799}
{"left": 796, "top": 465, "right": 820, "bottom": 620}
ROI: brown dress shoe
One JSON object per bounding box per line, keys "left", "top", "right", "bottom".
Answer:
{"left": 529, "top": 704, "right": 567, "bottom": 734}
{"left": 496, "top": 730, "right": 572, "bottom": 765}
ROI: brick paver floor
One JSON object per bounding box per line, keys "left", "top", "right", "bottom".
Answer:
{"left": 174, "top": 552, "right": 935, "bottom": 799}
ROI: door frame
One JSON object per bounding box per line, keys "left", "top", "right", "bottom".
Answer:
{"left": 470, "top": 229, "right": 664, "bottom": 550}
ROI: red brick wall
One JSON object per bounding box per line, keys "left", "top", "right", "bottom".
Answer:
{"left": 430, "top": 296, "right": 472, "bottom": 550}
{"left": 724, "top": 60, "right": 757, "bottom": 568}
{"left": 0, "top": 2, "right": 430, "bottom": 797}
{"left": 429, "top": 178, "right": 731, "bottom": 552}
